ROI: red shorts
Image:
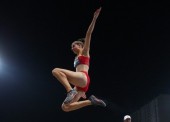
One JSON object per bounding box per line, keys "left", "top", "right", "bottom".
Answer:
{"left": 76, "top": 71, "right": 90, "bottom": 92}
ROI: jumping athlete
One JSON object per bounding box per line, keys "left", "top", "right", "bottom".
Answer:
{"left": 52, "top": 7, "right": 106, "bottom": 112}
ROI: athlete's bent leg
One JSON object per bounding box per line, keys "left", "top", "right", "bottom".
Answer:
{"left": 52, "top": 68, "right": 88, "bottom": 103}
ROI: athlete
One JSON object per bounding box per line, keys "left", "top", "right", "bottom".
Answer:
{"left": 52, "top": 7, "right": 106, "bottom": 112}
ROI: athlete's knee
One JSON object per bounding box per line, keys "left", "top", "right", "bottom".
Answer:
{"left": 52, "top": 68, "right": 61, "bottom": 76}
{"left": 61, "top": 103, "right": 71, "bottom": 112}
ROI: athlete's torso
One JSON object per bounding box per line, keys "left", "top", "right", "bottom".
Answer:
{"left": 74, "top": 55, "right": 90, "bottom": 72}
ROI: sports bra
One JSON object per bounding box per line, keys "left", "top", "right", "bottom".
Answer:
{"left": 74, "top": 55, "right": 90, "bottom": 68}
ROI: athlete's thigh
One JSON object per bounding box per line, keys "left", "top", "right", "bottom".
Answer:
{"left": 58, "top": 68, "right": 87, "bottom": 87}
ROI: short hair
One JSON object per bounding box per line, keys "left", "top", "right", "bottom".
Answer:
{"left": 71, "top": 38, "right": 85, "bottom": 48}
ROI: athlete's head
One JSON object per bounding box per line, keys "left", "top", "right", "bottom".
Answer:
{"left": 71, "top": 38, "right": 85, "bottom": 54}
{"left": 124, "top": 115, "right": 131, "bottom": 122}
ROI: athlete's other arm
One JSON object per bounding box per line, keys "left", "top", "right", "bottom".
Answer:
{"left": 82, "top": 7, "right": 102, "bottom": 56}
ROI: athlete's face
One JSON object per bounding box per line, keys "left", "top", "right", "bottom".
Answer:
{"left": 71, "top": 43, "right": 82, "bottom": 54}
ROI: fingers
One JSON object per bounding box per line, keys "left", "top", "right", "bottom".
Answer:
{"left": 96, "top": 7, "right": 102, "bottom": 12}
{"left": 98, "top": 7, "right": 102, "bottom": 11}
{"left": 94, "top": 7, "right": 102, "bottom": 17}
{"left": 82, "top": 94, "right": 87, "bottom": 99}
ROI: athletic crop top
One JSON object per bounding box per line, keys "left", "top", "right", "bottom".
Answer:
{"left": 74, "top": 55, "right": 90, "bottom": 68}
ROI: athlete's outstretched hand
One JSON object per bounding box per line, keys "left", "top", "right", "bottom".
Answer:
{"left": 93, "top": 7, "right": 102, "bottom": 20}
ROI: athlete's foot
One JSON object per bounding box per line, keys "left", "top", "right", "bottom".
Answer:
{"left": 63, "top": 89, "right": 78, "bottom": 104}
{"left": 89, "top": 95, "right": 106, "bottom": 107}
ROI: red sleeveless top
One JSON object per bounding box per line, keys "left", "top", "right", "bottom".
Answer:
{"left": 74, "top": 55, "right": 90, "bottom": 68}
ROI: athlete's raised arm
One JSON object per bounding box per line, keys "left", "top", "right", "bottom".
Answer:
{"left": 82, "top": 7, "right": 102, "bottom": 56}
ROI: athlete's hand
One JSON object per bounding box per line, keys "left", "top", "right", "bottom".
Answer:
{"left": 93, "top": 7, "right": 102, "bottom": 20}
{"left": 73, "top": 87, "right": 86, "bottom": 99}
{"left": 81, "top": 93, "right": 87, "bottom": 99}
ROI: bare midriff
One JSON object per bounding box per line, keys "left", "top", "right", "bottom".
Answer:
{"left": 76, "top": 64, "right": 89, "bottom": 72}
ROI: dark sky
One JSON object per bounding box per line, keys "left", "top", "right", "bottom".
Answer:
{"left": 0, "top": 0, "right": 170, "bottom": 122}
